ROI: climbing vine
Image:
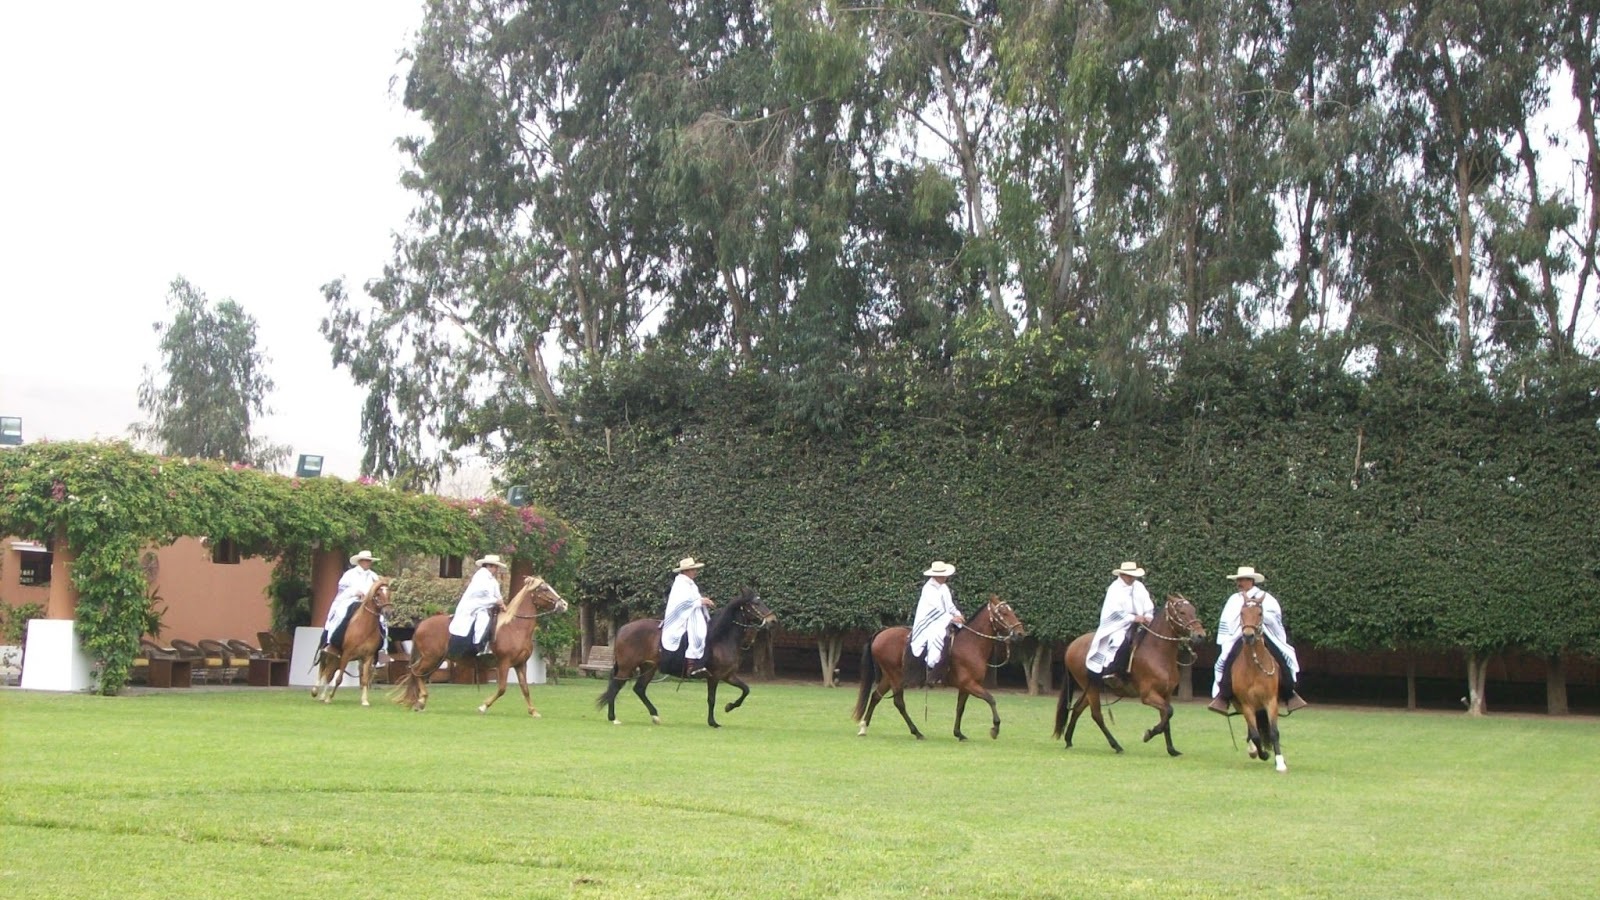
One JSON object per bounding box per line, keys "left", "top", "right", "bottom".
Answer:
{"left": 0, "top": 441, "right": 584, "bottom": 693}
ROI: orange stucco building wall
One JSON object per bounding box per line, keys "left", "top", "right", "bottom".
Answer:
{"left": 2, "top": 536, "right": 273, "bottom": 643}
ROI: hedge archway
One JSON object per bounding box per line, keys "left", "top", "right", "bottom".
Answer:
{"left": 0, "top": 441, "right": 584, "bottom": 693}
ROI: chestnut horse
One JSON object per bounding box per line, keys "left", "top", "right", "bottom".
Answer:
{"left": 596, "top": 589, "right": 776, "bottom": 728}
{"left": 852, "top": 595, "right": 1026, "bottom": 741}
{"left": 393, "top": 576, "right": 568, "bottom": 716}
{"left": 1054, "top": 594, "right": 1206, "bottom": 755}
{"left": 1227, "top": 596, "right": 1287, "bottom": 772}
{"left": 312, "top": 579, "right": 394, "bottom": 707}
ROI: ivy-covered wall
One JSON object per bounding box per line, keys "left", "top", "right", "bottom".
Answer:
{"left": 0, "top": 442, "right": 583, "bottom": 693}
{"left": 523, "top": 344, "right": 1600, "bottom": 674}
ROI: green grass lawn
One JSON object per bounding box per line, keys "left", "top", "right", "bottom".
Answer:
{"left": 2, "top": 679, "right": 1596, "bottom": 899}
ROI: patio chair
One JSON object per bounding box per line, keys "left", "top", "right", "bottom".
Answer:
{"left": 168, "top": 639, "right": 214, "bottom": 684}
{"left": 198, "top": 639, "right": 242, "bottom": 683}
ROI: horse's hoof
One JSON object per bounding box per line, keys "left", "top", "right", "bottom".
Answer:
{"left": 612, "top": 719, "right": 622, "bottom": 726}
{"left": 955, "top": 734, "right": 967, "bottom": 742}
{"left": 530, "top": 710, "right": 541, "bottom": 719}
{"left": 709, "top": 722, "right": 721, "bottom": 729}
{"left": 1168, "top": 749, "right": 1182, "bottom": 757}
{"left": 724, "top": 703, "right": 736, "bottom": 713}
{"left": 1275, "top": 759, "right": 1288, "bottom": 773}
{"left": 361, "top": 700, "right": 370, "bottom": 708}
{"left": 477, "top": 704, "right": 489, "bottom": 714}
{"left": 1143, "top": 730, "right": 1155, "bottom": 743}
{"left": 1113, "top": 746, "right": 1124, "bottom": 754}
{"left": 989, "top": 728, "right": 999, "bottom": 740}
{"left": 857, "top": 727, "right": 867, "bottom": 737}
{"left": 913, "top": 733, "right": 925, "bottom": 741}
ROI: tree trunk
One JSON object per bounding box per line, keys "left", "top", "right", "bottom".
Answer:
{"left": 1547, "top": 654, "right": 1569, "bottom": 716}
{"left": 1406, "top": 658, "right": 1417, "bottom": 711}
{"left": 1465, "top": 652, "right": 1489, "bottom": 716}
{"left": 1178, "top": 661, "right": 1194, "bottom": 700}
{"left": 579, "top": 601, "right": 596, "bottom": 661}
{"left": 817, "top": 631, "right": 843, "bottom": 688}
{"left": 751, "top": 630, "right": 775, "bottom": 681}
{"left": 1031, "top": 642, "right": 1052, "bottom": 696}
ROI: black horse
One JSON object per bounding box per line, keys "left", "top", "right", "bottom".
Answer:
{"left": 597, "top": 588, "right": 777, "bottom": 728}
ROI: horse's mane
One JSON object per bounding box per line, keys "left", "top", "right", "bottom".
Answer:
{"left": 502, "top": 577, "right": 546, "bottom": 619}
{"left": 964, "top": 595, "right": 998, "bottom": 623}
{"left": 363, "top": 577, "right": 389, "bottom": 602}
{"left": 707, "top": 588, "right": 756, "bottom": 643}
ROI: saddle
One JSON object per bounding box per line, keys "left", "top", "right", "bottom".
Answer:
{"left": 655, "top": 639, "right": 705, "bottom": 679}
{"left": 446, "top": 614, "right": 500, "bottom": 658}
{"left": 1217, "top": 639, "right": 1296, "bottom": 703}
{"left": 902, "top": 629, "right": 956, "bottom": 688}
{"left": 323, "top": 602, "right": 360, "bottom": 654}
{"left": 1091, "top": 624, "right": 1143, "bottom": 690}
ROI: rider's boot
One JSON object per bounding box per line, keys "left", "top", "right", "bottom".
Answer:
{"left": 1207, "top": 695, "right": 1232, "bottom": 715}
{"left": 1285, "top": 693, "right": 1309, "bottom": 713}
{"left": 687, "top": 657, "right": 706, "bottom": 677}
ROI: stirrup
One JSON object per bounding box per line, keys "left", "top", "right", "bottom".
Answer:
{"left": 1207, "top": 696, "right": 1232, "bottom": 715}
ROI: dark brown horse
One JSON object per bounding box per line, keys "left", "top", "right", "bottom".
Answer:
{"left": 312, "top": 579, "right": 395, "bottom": 707}
{"left": 596, "top": 589, "right": 776, "bottom": 728}
{"left": 1227, "top": 597, "right": 1287, "bottom": 772}
{"left": 852, "top": 595, "right": 1026, "bottom": 741}
{"left": 1054, "top": 594, "right": 1206, "bottom": 755}
{"left": 393, "top": 576, "right": 568, "bottom": 716}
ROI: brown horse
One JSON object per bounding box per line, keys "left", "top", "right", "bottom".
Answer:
{"left": 596, "top": 589, "right": 776, "bottom": 728}
{"left": 392, "top": 576, "right": 568, "bottom": 716}
{"left": 1227, "top": 597, "right": 1287, "bottom": 772}
{"left": 312, "top": 579, "right": 395, "bottom": 707}
{"left": 852, "top": 595, "right": 1026, "bottom": 741}
{"left": 1054, "top": 594, "right": 1207, "bottom": 755}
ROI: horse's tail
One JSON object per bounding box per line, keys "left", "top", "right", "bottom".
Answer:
{"left": 390, "top": 668, "right": 422, "bottom": 709}
{"left": 1052, "top": 670, "right": 1074, "bottom": 739}
{"left": 851, "top": 636, "right": 878, "bottom": 723}
{"left": 595, "top": 672, "right": 625, "bottom": 711}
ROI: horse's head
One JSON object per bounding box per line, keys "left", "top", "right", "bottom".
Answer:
{"left": 730, "top": 588, "right": 777, "bottom": 630}
{"left": 519, "top": 576, "right": 569, "bottom": 615}
{"left": 983, "top": 594, "right": 1026, "bottom": 642}
{"left": 1239, "top": 597, "right": 1265, "bottom": 644}
{"left": 1163, "top": 594, "right": 1207, "bottom": 644}
{"left": 365, "top": 579, "right": 395, "bottom": 616}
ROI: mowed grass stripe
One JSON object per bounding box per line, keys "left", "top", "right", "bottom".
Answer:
{"left": 2, "top": 682, "right": 1596, "bottom": 898}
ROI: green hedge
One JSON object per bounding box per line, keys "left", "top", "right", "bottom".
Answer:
{"left": 523, "top": 344, "right": 1600, "bottom": 665}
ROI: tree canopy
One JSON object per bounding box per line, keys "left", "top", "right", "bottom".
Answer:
{"left": 135, "top": 277, "right": 288, "bottom": 469}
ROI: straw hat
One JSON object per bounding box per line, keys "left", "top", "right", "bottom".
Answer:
{"left": 349, "top": 550, "right": 380, "bottom": 565}
{"left": 673, "top": 557, "right": 707, "bottom": 573}
{"left": 923, "top": 561, "right": 956, "bottom": 578}
{"left": 1111, "top": 561, "right": 1145, "bottom": 578}
{"left": 476, "top": 554, "right": 508, "bottom": 569}
{"left": 1227, "top": 565, "right": 1265, "bottom": 583}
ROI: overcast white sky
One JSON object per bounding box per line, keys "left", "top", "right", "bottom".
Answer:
{"left": 0, "top": 2, "right": 426, "bottom": 479}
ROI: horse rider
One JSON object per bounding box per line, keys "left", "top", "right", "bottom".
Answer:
{"left": 906, "top": 561, "right": 963, "bottom": 687}
{"left": 1085, "top": 560, "right": 1154, "bottom": 691}
{"left": 319, "top": 550, "right": 384, "bottom": 661}
{"left": 448, "top": 554, "right": 509, "bottom": 655}
{"left": 661, "top": 557, "right": 714, "bottom": 676}
{"left": 1209, "top": 565, "right": 1309, "bottom": 714}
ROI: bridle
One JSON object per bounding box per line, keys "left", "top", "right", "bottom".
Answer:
{"left": 359, "top": 583, "right": 393, "bottom": 618}
{"left": 1137, "top": 597, "right": 1205, "bottom": 666}
{"left": 731, "top": 597, "right": 776, "bottom": 650}
{"left": 513, "top": 583, "right": 568, "bottom": 620}
{"left": 962, "top": 600, "right": 1024, "bottom": 669}
{"left": 1240, "top": 598, "right": 1278, "bottom": 676}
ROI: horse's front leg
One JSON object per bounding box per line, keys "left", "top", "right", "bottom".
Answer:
{"left": 514, "top": 664, "right": 538, "bottom": 718}
{"left": 1141, "top": 693, "right": 1179, "bottom": 756}
{"left": 358, "top": 658, "right": 374, "bottom": 707}
{"left": 478, "top": 662, "right": 512, "bottom": 714}
{"left": 633, "top": 673, "right": 661, "bottom": 725}
{"left": 889, "top": 689, "right": 924, "bottom": 740}
{"left": 1267, "top": 702, "right": 1286, "bottom": 772}
{"left": 706, "top": 677, "right": 721, "bottom": 728}
{"left": 1243, "top": 704, "right": 1263, "bottom": 759}
{"left": 721, "top": 675, "right": 751, "bottom": 713}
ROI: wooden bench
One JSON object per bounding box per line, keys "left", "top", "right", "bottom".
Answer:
{"left": 578, "top": 644, "right": 615, "bottom": 678}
